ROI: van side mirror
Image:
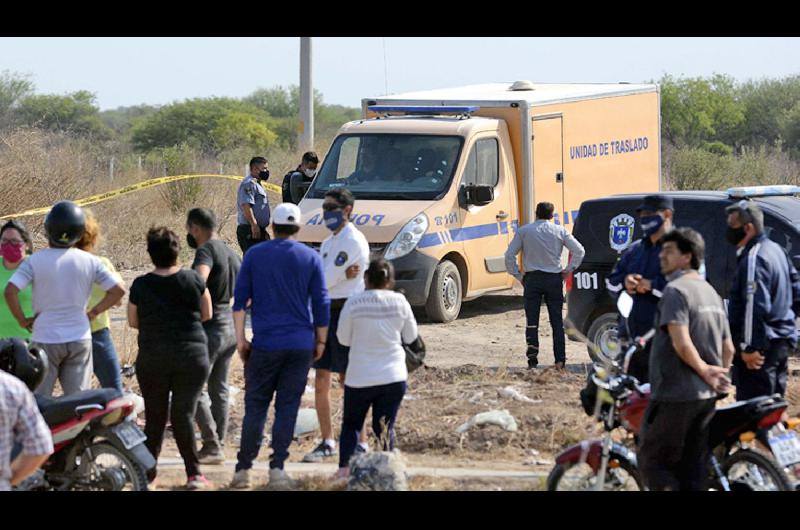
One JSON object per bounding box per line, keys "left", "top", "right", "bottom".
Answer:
{"left": 465, "top": 184, "right": 494, "bottom": 206}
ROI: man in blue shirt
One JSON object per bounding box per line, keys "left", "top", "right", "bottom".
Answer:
{"left": 725, "top": 200, "right": 800, "bottom": 400}
{"left": 605, "top": 195, "right": 674, "bottom": 384}
{"left": 236, "top": 156, "right": 272, "bottom": 254}
{"left": 505, "top": 202, "right": 585, "bottom": 369}
{"left": 229, "top": 203, "right": 330, "bottom": 490}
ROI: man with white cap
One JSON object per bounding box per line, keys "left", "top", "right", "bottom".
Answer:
{"left": 229, "top": 203, "right": 330, "bottom": 490}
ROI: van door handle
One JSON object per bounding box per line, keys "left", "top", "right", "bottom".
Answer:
{"left": 496, "top": 211, "right": 509, "bottom": 220}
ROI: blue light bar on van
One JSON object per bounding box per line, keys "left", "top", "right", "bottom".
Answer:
{"left": 727, "top": 185, "right": 800, "bottom": 199}
{"left": 368, "top": 105, "right": 480, "bottom": 115}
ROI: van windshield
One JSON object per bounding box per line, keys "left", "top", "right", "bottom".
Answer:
{"left": 305, "top": 134, "right": 463, "bottom": 200}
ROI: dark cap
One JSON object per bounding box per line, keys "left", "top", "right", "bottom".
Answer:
{"left": 635, "top": 194, "right": 673, "bottom": 213}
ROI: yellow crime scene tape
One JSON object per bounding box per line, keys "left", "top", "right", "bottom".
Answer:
{"left": 0, "top": 174, "right": 283, "bottom": 220}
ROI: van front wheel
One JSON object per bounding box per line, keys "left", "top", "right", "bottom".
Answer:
{"left": 425, "top": 260, "right": 462, "bottom": 323}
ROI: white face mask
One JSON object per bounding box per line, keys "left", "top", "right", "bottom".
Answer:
{"left": 303, "top": 168, "right": 317, "bottom": 178}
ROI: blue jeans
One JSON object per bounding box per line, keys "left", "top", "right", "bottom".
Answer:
{"left": 236, "top": 348, "right": 312, "bottom": 471}
{"left": 339, "top": 381, "right": 406, "bottom": 469}
{"left": 92, "top": 327, "right": 122, "bottom": 393}
{"left": 523, "top": 271, "right": 566, "bottom": 363}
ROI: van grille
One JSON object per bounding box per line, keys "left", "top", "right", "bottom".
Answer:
{"left": 304, "top": 242, "right": 388, "bottom": 258}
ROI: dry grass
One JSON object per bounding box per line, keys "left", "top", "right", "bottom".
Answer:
{"left": 0, "top": 127, "right": 296, "bottom": 269}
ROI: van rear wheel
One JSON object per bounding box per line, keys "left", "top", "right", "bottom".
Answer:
{"left": 425, "top": 260, "right": 462, "bottom": 323}
{"left": 586, "top": 312, "right": 621, "bottom": 363}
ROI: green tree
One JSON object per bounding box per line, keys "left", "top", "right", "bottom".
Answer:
{"left": 0, "top": 70, "right": 34, "bottom": 127}
{"left": 130, "top": 98, "right": 274, "bottom": 154}
{"left": 739, "top": 76, "right": 800, "bottom": 149}
{"left": 211, "top": 111, "right": 278, "bottom": 151}
{"left": 16, "top": 90, "right": 111, "bottom": 139}
{"left": 244, "top": 85, "right": 358, "bottom": 149}
{"left": 658, "top": 74, "right": 745, "bottom": 151}
{"left": 100, "top": 104, "right": 159, "bottom": 140}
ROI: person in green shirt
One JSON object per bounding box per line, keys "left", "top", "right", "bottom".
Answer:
{"left": 0, "top": 221, "right": 33, "bottom": 340}
{"left": 77, "top": 210, "right": 124, "bottom": 393}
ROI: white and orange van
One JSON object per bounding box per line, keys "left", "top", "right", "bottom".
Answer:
{"left": 297, "top": 82, "right": 661, "bottom": 322}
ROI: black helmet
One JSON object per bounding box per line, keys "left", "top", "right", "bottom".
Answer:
{"left": 44, "top": 201, "right": 85, "bottom": 248}
{"left": 0, "top": 338, "right": 48, "bottom": 391}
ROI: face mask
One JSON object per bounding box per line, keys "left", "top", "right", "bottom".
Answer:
{"left": 186, "top": 233, "right": 198, "bottom": 249}
{"left": 726, "top": 226, "right": 747, "bottom": 246}
{"left": 258, "top": 169, "right": 270, "bottom": 181}
{"left": 323, "top": 211, "right": 345, "bottom": 232}
{"left": 0, "top": 243, "right": 24, "bottom": 263}
{"left": 640, "top": 214, "right": 664, "bottom": 237}
{"left": 303, "top": 168, "right": 317, "bottom": 179}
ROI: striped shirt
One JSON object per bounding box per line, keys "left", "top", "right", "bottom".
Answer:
{"left": 0, "top": 371, "right": 53, "bottom": 490}
{"left": 337, "top": 290, "right": 418, "bottom": 388}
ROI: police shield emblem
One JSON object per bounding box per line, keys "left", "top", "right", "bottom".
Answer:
{"left": 609, "top": 214, "right": 635, "bottom": 253}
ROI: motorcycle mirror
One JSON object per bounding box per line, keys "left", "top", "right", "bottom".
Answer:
{"left": 617, "top": 292, "right": 633, "bottom": 320}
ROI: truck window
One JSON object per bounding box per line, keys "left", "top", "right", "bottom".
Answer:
{"left": 462, "top": 138, "right": 499, "bottom": 188}
{"left": 306, "top": 133, "right": 463, "bottom": 201}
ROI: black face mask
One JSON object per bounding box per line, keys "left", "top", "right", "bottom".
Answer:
{"left": 258, "top": 169, "right": 270, "bottom": 181}
{"left": 186, "top": 233, "right": 198, "bottom": 249}
{"left": 726, "top": 226, "right": 747, "bottom": 246}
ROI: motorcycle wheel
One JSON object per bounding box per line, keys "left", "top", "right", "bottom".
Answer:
{"left": 722, "top": 449, "right": 794, "bottom": 492}
{"left": 76, "top": 441, "right": 149, "bottom": 491}
{"left": 547, "top": 457, "right": 644, "bottom": 491}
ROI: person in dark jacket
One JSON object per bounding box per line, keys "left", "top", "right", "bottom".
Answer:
{"left": 281, "top": 152, "right": 319, "bottom": 205}
{"left": 605, "top": 195, "right": 674, "bottom": 383}
{"left": 725, "top": 200, "right": 800, "bottom": 400}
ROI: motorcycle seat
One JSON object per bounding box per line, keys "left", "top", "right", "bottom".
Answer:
{"left": 35, "top": 388, "right": 124, "bottom": 426}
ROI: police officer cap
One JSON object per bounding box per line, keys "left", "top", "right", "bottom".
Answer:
{"left": 635, "top": 194, "right": 673, "bottom": 212}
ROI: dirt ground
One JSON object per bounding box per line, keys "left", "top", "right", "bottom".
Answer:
{"left": 105, "top": 275, "right": 800, "bottom": 491}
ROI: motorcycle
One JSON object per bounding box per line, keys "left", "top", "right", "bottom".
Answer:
{"left": 548, "top": 293, "right": 800, "bottom": 491}
{"left": 15, "top": 388, "right": 156, "bottom": 491}
{"left": 5, "top": 342, "right": 156, "bottom": 491}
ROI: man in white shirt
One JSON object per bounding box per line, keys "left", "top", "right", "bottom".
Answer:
{"left": 303, "top": 188, "right": 370, "bottom": 463}
{"left": 3, "top": 202, "right": 126, "bottom": 396}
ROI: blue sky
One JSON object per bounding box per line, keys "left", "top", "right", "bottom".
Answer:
{"left": 1, "top": 37, "right": 798, "bottom": 111}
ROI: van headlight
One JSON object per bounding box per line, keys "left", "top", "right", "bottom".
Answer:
{"left": 384, "top": 214, "right": 429, "bottom": 260}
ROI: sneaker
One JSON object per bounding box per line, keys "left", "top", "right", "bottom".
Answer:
{"left": 197, "top": 445, "right": 225, "bottom": 465}
{"left": 267, "top": 468, "right": 297, "bottom": 490}
{"left": 355, "top": 443, "right": 368, "bottom": 454}
{"left": 303, "top": 441, "right": 337, "bottom": 463}
{"left": 229, "top": 469, "right": 251, "bottom": 490}
{"left": 186, "top": 475, "right": 213, "bottom": 490}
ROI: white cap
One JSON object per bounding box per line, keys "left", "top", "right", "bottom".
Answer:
{"left": 273, "top": 203, "right": 302, "bottom": 226}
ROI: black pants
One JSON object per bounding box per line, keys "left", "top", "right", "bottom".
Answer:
{"left": 236, "top": 224, "right": 269, "bottom": 255}
{"left": 627, "top": 341, "right": 652, "bottom": 385}
{"left": 523, "top": 271, "right": 565, "bottom": 363}
{"left": 732, "top": 339, "right": 791, "bottom": 401}
{"left": 313, "top": 302, "right": 349, "bottom": 373}
{"left": 339, "top": 381, "right": 407, "bottom": 468}
{"left": 638, "top": 398, "right": 716, "bottom": 491}
{"left": 136, "top": 343, "right": 209, "bottom": 480}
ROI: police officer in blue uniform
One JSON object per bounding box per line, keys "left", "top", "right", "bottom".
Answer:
{"left": 725, "top": 200, "right": 800, "bottom": 400}
{"left": 605, "top": 195, "right": 674, "bottom": 383}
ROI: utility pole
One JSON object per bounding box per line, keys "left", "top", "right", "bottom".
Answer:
{"left": 299, "top": 37, "right": 314, "bottom": 152}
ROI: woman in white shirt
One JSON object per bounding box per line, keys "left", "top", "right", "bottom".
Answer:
{"left": 335, "top": 258, "right": 418, "bottom": 477}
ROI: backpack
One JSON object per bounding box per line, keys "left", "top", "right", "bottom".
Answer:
{"left": 404, "top": 335, "right": 427, "bottom": 372}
